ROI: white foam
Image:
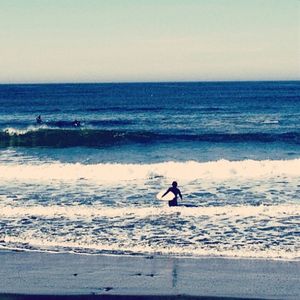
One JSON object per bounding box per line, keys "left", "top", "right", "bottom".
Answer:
{"left": 0, "top": 159, "right": 300, "bottom": 182}
{"left": 3, "top": 232, "right": 299, "bottom": 260}
{"left": 262, "top": 120, "right": 279, "bottom": 124}
{"left": 3, "top": 126, "right": 48, "bottom": 136}
{"left": 2, "top": 203, "right": 299, "bottom": 260}
{"left": 1, "top": 204, "right": 298, "bottom": 219}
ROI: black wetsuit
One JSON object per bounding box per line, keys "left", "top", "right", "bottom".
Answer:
{"left": 165, "top": 187, "right": 182, "bottom": 207}
{"left": 36, "top": 116, "right": 42, "bottom": 124}
{"left": 169, "top": 198, "right": 178, "bottom": 207}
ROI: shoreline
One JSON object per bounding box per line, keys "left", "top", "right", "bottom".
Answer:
{"left": 1, "top": 246, "right": 299, "bottom": 262}
{"left": 0, "top": 295, "right": 270, "bottom": 300}
{"left": 1, "top": 250, "right": 299, "bottom": 299}
{"left": 0, "top": 295, "right": 267, "bottom": 300}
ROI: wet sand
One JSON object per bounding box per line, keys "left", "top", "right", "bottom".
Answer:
{"left": 0, "top": 250, "right": 299, "bottom": 299}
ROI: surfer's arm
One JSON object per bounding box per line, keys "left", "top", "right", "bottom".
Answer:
{"left": 179, "top": 190, "right": 183, "bottom": 200}
{"left": 162, "top": 188, "right": 171, "bottom": 198}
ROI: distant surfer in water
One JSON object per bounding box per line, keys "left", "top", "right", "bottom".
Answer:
{"left": 73, "top": 119, "right": 81, "bottom": 127}
{"left": 36, "top": 115, "right": 42, "bottom": 124}
{"left": 162, "top": 181, "right": 182, "bottom": 207}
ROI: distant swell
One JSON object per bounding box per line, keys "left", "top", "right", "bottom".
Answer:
{"left": 1, "top": 128, "right": 300, "bottom": 147}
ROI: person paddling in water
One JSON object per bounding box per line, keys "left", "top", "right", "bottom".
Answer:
{"left": 162, "top": 181, "right": 182, "bottom": 207}
{"left": 36, "top": 115, "right": 42, "bottom": 124}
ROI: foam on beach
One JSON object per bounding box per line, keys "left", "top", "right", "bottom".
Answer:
{"left": 0, "top": 202, "right": 299, "bottom": 260}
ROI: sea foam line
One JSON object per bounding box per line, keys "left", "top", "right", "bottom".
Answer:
{"left": 3, "top": 125, "right": 49, "bottom": 136}
{"left": 1, "top": 204, "right": 299, "bottom": 219}
{"left": 0, "top": 159, "right": 300, "bottom": 182}
{"left": 2, "top": 235, "right": 299, "bottom": 260}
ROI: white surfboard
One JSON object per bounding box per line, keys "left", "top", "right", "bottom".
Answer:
{"left": 156, "top": 190, "right": 175, "bottom": 201}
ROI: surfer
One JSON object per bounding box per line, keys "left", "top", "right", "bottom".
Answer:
{"left": 162, "top": 181, "right": 182, "bottom": 207}
{"left": 73, "top": 119, "right": 81, "bottom": 127}
{"left": 36, "top": 115, "right": 42, "bottom": 124}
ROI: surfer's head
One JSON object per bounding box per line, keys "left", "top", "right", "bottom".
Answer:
{"left": 172, "top": 181, "right": 177, "bottom": 187}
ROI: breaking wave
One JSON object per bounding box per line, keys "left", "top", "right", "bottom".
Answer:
{"left": 1, "top": 203, "right": 299, "bottom": 259}
{"left": 1, "top": 127, "right": 300, "bottom": 147}
{"left": 0, "top": 158, "right": 299, "bottom": 182}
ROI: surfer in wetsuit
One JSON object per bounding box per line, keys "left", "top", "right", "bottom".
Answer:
{"left": 36, "top": 115, "right": 42, "bottom": 124}
{"left": 162, "top": 181, "right": 182, "bottom": 207}
{"left": 73, "top": 119, "right": 81, "bottom": 127}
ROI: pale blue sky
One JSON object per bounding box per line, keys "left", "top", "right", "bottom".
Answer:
{"left": 0, "top": 0, "right": 299, "bottom": 83}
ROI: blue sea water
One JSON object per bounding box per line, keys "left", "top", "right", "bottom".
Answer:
{"left": 0, "top": 81, "right": 299, "bottom": 259}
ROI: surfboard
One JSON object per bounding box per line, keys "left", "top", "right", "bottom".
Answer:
{"left": 156, "top": 190, "right": 175, "bottom": 201}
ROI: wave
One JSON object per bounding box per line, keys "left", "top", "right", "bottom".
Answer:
{"left": 1, "top": 203, "right": 298, "bottom": 219}
{"left": 1, "top": 203, "right": 299, "bottom": 260}
{"left": 1, "top": 127, "right": 300, "bottom": 147}
{"left": 84, "top": 106, "right": 223, "bottom": 112}
{"left": 0, "top": 159, "right": 299, "bottom": 182}
{"left": 2, "top": 237, "right": 298, "bottom": 260}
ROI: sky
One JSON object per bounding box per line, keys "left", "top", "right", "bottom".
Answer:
{"left": 0, "top": 0, "right": 299, "bottom": 83}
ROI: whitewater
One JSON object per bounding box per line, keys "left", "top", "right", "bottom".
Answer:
{"left": 0, "top": 156, "right": 299, "bottom": 259}
{"left": 0, "top": 81, "right": 299, "bottom": 260}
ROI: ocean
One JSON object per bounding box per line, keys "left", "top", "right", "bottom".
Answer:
{"left": 0, "top": 81, "right": 299, "bottom": 260}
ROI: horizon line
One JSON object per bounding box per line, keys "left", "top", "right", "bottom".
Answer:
{"left": 0, "top": 79, "right": 300, "bottom": 86}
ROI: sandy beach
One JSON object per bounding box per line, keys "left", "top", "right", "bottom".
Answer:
{"left": 0, "top": 250, "right": 299, "bottom": 299}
